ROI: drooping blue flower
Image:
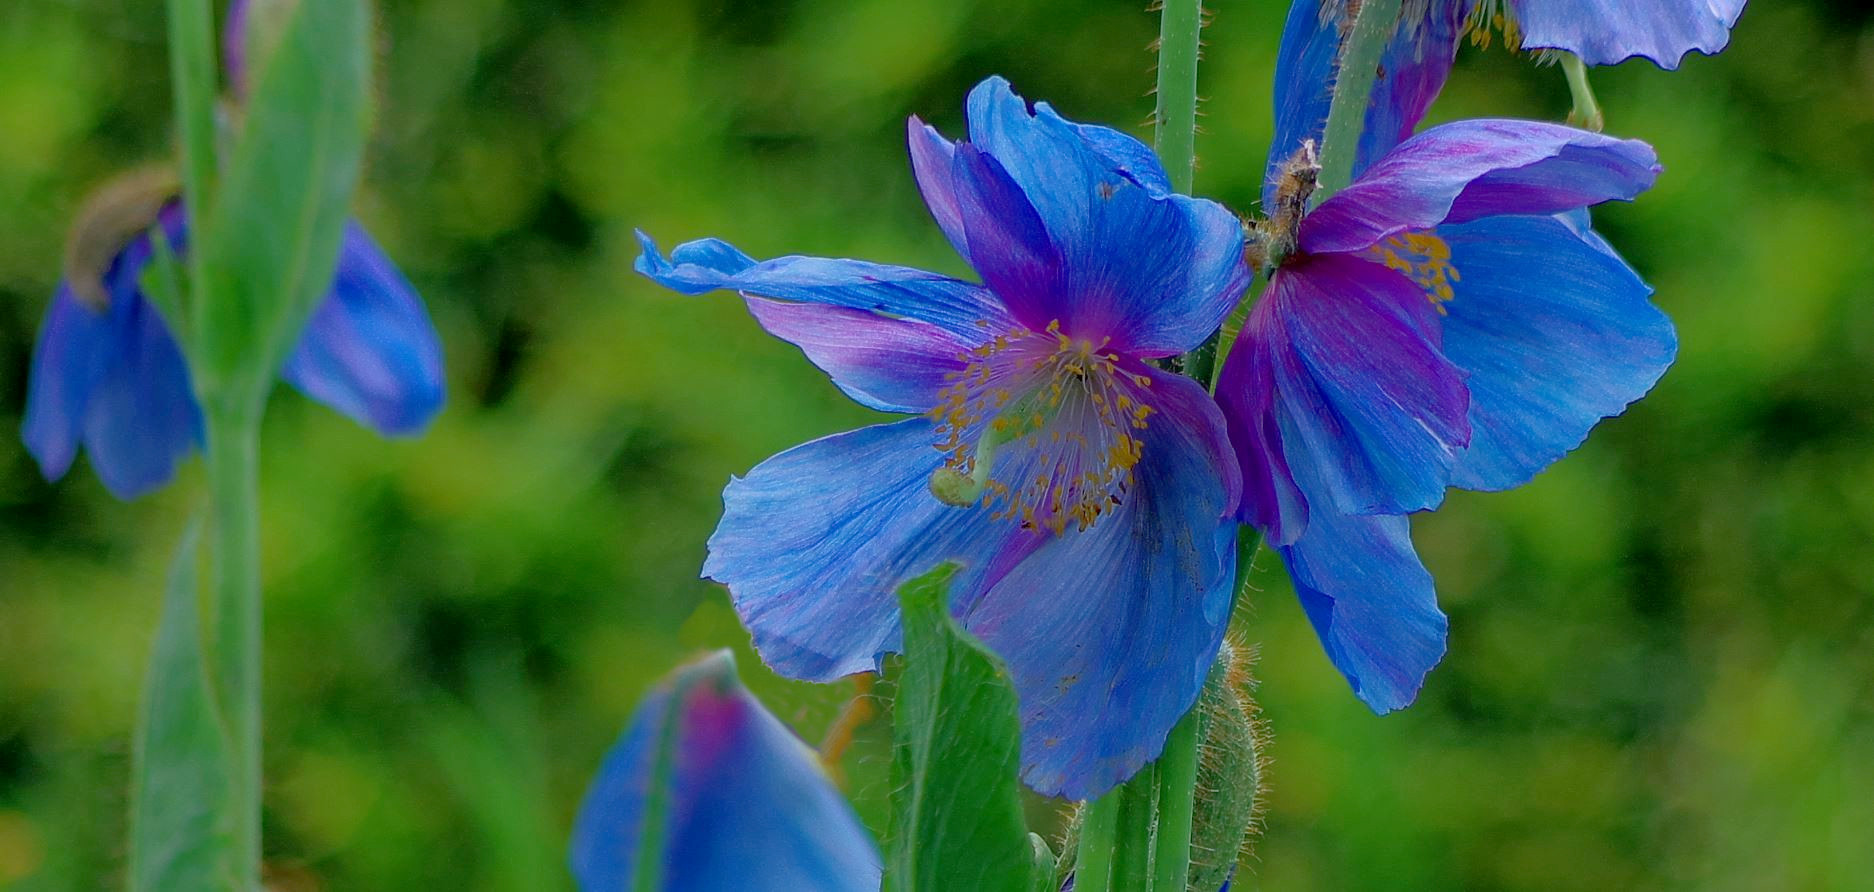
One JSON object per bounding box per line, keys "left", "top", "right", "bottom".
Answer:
{"left": 1218, "top": 118, "right": 1675, "bottom": 712}
{"left": 571, "top": 651, "right": 880, "bottom": 892}
{"left": 1265, "top": 0, "right": 1748, "bottom": 194}
{"left": 20, "top": 202, "right": 445, "bottom": 499}
{"left": 19, "top": 0, "right": 444, "bottom": 500}
{"left": 636, "top": 76, "right": 1250, "bottom": 798}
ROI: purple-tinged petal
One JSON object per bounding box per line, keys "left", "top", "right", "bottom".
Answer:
{"left": 570, "top": 652, "right": 879, "bottom": 892}
{"left": 1260, "top": 253, "right": 1470, "bottom": 517}
{"left": 744, "top": 298, "right": 973, "bottom": 415}
{"left": 281, "top": 223, "right": 445, "bottom": 436}
{"left": 959, "top": 77, "right": 1249, "bottom": 355}
{"left": 1510, "top": 0, "right": 1747, "bottom": 68}
{"left": 907, "top": 117, "right": 972, "bottom": 263}
{"left": 962, "top": 369, "right": 1239, "bottom": 799}
{"left": 1361, "top": 4, "right": 1468, "bottom": 168}
{"left": 1438, "top": 212, "right": 1676, "bottom": 490}
{"left": 1264, "top": 0, "right": 1338, "bottom": 211}
{"left": 224, "top": 0, "right": 251, "bottom": 96}
{"left": 1278, "top": 506, "right": 1447, "bottom": 714}
{"left": 634, "top": 231, "right": 1012, "bottom": 341}
{"left": 1214, "top": 296, "right": 1308, "bottom": 545}
{"left": 703, "top": 418, "right": 1042, "bottom": 683}
{"left": 1300, "top": 120, "right": 1659, "bottom": 255}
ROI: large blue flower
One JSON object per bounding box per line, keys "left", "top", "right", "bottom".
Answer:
{"left": 20, "top": 203, "right": 445, "bottom": 499}
{"left": 637, "top": 76, "right": 1250, "bottom": 798}
{"left": 571, "top": 652, "right": 880, "bottom": 891}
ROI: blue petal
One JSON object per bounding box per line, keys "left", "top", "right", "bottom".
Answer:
{"left": 1264, "top": 0, "right": 1342, "bottom": 210}
{"left": 959, "top": 77, "right": 1248, "bottom": 356}
{"left": 21, "top": 225, "right": 202, "bottom": 500}
{"left": 1510, "top": 0, "right": 1747, "bottom": 68}
{"left": 1439, "top": 213, "right": 1676, "bottom": 491}
{"left": 1278, "top": 507, "right": 1447, "bottom": 714}
{"left": 1301, "top": 119, "right": 1659, "bottom": 255}
{"left": 961, "top": 369, "right": 1239, "bottom": 799}
{"left": 703, "top": 418, "right": 1041, "bottom": 683}
{"left": 570, "top": 652, "right": 879, "bottom": 892}
{"left": 635, "top": 231, "right": 1012, "bottom": 341}
{"left": 1262, "top": 254, "right": 1470, "bottom": 517}
{"left": 281, "top": 223, "right": 445, "bottom": 436}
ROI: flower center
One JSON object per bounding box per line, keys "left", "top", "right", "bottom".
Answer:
{"left": 1366, "top": 230, "right": 1461, "bottom": 313}
{"left": 927, "top": 320, "right": 1156, "bottom": 535}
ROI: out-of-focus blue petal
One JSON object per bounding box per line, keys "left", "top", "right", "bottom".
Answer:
{"left": 1259, "top": 254, "right": 1470, "bottom": 518}
{"left": 1278, "top": 505, "right": 1446, "bottom": 714}
{"left": 22, "top": 211, "right": 202, "bottom": 500}
{"left": 224, "top": 0, "right": 251, "bottom": 96}
{"left": 1301, "top": 119, "right": 1659, "bottom": 254}
{"left": 570, "top": 652, "right": 879, "bottom": 892}
{"left": 1264, "top": 2, "right": 1466, "bottom": 206}
{"left": 703, "top": 418, "right": 1042, "bottom": 683}
{"left": 1510, "top": 0, "right": 1747, "bottom": 68}
{"left": 963, "top": 369, "right": 1238, "bottom": 799}
{"left": 958, "top": 77, "right": 1249, "bottom": 356}
{"left": 743, "top": 298, "right": 975, "bottom": 415}
{"left": 1439, "top": 212, "right": 1676, "bottom": 490}
{"left": 281, "top": 223, "right": 445, "bottom": 436}
{"left": 634, "top": 231, "right": 1012, "bottom": 340}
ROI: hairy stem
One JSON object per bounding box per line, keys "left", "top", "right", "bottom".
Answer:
{"left": 1316, "top": 0, "right": 1404, "bottom": 200}
{"left": 1562, "top": 53, "right": 1605, "bottom": 132}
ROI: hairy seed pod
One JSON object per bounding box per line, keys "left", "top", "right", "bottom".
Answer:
{"left": 1187, "top": 636, "right": 1268, "bottom": 891}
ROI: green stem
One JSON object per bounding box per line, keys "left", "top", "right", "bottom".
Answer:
{"left": 1150, "top": 709, "right": 1201, "bottom": 890}
{"left": 1075, "top": 792, "right": 1123, "bottom": 892}
{"left": 1152, "top": 0, "right": 1202, "bottom": 195}
{"left": 165, "top": 0, "right": 218, "bottom": 311}
{"left": 1316, "top": 0, "right": 1403, "bottom": 201}
{"left": 206, "top": 406, "right": 261, "bottom": 885}
{"left": 1110, "top": 768, "right": 1158, "bottom": 887}
{"left": 1562, "top": 53, "right": 1605, "bottom": 132}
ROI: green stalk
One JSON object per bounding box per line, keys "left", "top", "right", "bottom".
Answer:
{"left": 1153, "top": 0, "right": 1202, "bottom": 194}
{"left": 1562, "top": 53, "right": 1605, "bottom": 132}
{"left": 164, "top": 0, "right": 218, "bottom": 312}
{"left": 1150, "top": 710, "right": 1201, "bottom": 890}
{"left": 1075, "top": 792, "right": 1123, "bottom": 892}
{"left": 1315, "top": 0, "right": 1403, "bottom": 201}
{"left": 206, "top": 404, "right": 262, "bottom": 885}
{"left": 1111, "top": 768, "right": 1158, "bottom": 887}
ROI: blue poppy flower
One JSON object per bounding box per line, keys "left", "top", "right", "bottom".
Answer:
{"left": 571, "top": 651, "right": 880, "bottom": 891}
{"left": 636, "top": 76, "right": 1251, "bottom": 798}
{"left": 1265, "top": 0, "right": 1748, "bottom": 194}
{"left": 19, "top": 0, "right": 444, "bottom": 500}
{"left": 19, "top": 202, "right": 445, "bottom": 500}
{"left": 1219, "top": 118, "right": 1676, "bottom": 712}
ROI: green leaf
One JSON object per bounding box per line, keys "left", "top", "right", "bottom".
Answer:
{"left": 130, "top": 522, "right": 238, "bottom": 892}
{"left": 888, "top": 564, "right": 1034, "bottom": 892}
{"left": 194, "top": 0, "right": 373, "bottom": 409}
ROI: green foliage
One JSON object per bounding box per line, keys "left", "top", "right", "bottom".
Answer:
{"left": 889, "top": 564, "right": 1033, "bottom": 892}
{"left": 129, "top": 523, "right": 236, "bottom": 892}
{"left": 193, "top": 0, "right": 373, "bottom": 410}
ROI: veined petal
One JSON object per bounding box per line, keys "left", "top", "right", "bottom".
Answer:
{"left": 1301, "top": 119, "right": 1659, "bottom": 255}
{"left": 1263, "top": 254, "right": 1469, "bottom": 517}
{"left": 1214, "top": 292, "right": 1309, "bottom": 545}
{"left": 570, "top": 652, "right": 879, "bottom": 892}
{"left": 634, "top": 231, "right": 1012, "bottom": 340}
{"left": 1510, "top": 0, "right": 1747, "bottom": 68}
{"left": 907, "top": 117, "right": 972, "bottom": 263}
{"left": 281, "top": 223, "right": 445, "bottom": 436}
{"left": 703, "top": 418, "right": 1042, "bottom": 683}
{"left": 1278, "top": 506, "right": 1447, "bottom": 713}
{"left": 961, "top": 369, "right": 1238, "bottom": 799}
{"left": 1264, "top": 1, "right": 1465, "bottom": 205}
{"left": 744, "top": 298, "right": 973, "bottom": 414}
{"left": 1439, "top": 213, "right": 1676, "bottom": 490}
{"left": 959, "top": 76, "right": 1249, "bottom": 356}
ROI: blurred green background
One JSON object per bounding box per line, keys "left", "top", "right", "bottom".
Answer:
{"left": 4, "top": 0, "right": 1873, "bottom": 888}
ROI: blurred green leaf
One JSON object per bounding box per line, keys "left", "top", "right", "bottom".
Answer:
{"left": 194, "top": 0, "right": 372, "bottom": 407}
{"left": 888, "top": 563, "right": 1032, "bottom": 892}
{"left": 129, "top": 522, "right": 237, "bottom": 892}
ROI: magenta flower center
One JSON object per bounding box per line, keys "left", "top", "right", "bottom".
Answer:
{"left": 927, "top": 320, "right": 1157, "bottom": 535}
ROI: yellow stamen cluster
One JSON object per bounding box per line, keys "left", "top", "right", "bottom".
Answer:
{"left": 1461, "top": 0, "right": 1522, "bottom": 50}
{"left": 927, "top": 320, "right": 1156, "bottom": 535}
{"left": 1368, "top": 230, "right": 1461, "bottom": 313}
